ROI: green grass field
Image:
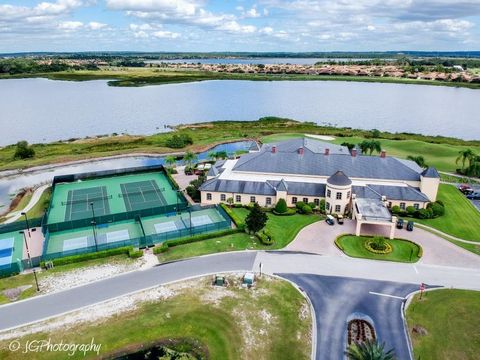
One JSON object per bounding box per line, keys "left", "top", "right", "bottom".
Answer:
{"left": 231, "top": 208, "right": 320, "bottom": 248}
{"left": 413, "top": 184, "right": 480, "bottom": 241}
{"left": 407, "top": 289, "right": 480, "bottom": 360}
{"left": 335, "top": 235, "right": 422, "bottom": 263}
{"left": 159, "top": 210, "right": 319, "bottom": 262}
{"left": 0, "top": 275, "right": 312, "bottom": 360}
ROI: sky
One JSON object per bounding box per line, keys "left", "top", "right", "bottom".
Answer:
{"left": 1, "top": 0, "right": 480, "bottom": 53}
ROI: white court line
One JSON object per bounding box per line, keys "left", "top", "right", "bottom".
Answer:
{"left": 369, "top": 291, "right": 405, "bottom": 300}
{"left": 413, "top": 265, "right": 419, "bottom": 274}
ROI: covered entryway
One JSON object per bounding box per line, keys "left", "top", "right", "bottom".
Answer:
{"left": 353, "top": 198, "right": 396, "bottom": 239}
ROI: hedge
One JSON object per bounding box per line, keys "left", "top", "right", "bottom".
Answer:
{"left": 153, "top": 228, "right": 242, "bottom": 254}
{"left": 41, "top": 246, "right": 134, "bottom": 267}
{"left": 256, "top": 229, "right": 274, "bottom": 245}
{"left": 220, "top": 203, "right": 245, "bottom": 230}
{"left": 165, "top": 169, "right": 180, "bottom": 190}
{"left": 272, "top": 208, "right": 296, "bottom": 216}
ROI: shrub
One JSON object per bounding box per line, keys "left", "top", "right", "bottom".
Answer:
{"left": 302, "top": 205, "right": 313, "bottom": 214}
{"left": 128, "top": 249, "right": 143, "bottom": 258}
{"left": 391, "top": 205, "right": 401, "bottom": 214}
{"left": 42, "top": 246, "right": 133, "bottom": 267}
{"left": 13, "top": 141, "right": 35, "bottom": 160}
{"left": 295, "top": 201, "right": 306, "bottom": 210}
{"left": 234, "top": 203, "right": 243, "bottom": 208}
{"left": 427, "top": 202, "right": 445, "bottom": 217}
{"left": 165, "top": 134, "right": 193, "bottom": 149}
{"left": 371, "top": 236, "right": 387, "bottom": 251}
{"left": 308, "top": 202, "right": 317, "bottom": 210}
{"left": 256, "top": 229, "right": 274, "bottom": 245}
{"left": 415, "top": 208, "right": 432, "bottom": 219}
{"left": 406, "top": 206, "right": 416, "bottom": 216}
{"left": 220, "top": 203, "right": 245, "bottom": 230}
{"left": 364, "top": 237, "right": 393, "bottom": 254}
{"left": 274, "top": 198, "right": 288, "bottom": 214}
{"left": 319, "top": 199, "right": 326, "bottom": 213}
{"left": 272, "top": 208, "right": 296, "bottom": 216}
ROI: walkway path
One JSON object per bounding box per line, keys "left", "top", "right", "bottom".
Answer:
{"left": 3, "top": 184, "right": 49, "bottom": 224}
{"left": 285, "top": 219, "right": 480, "bottom": 269}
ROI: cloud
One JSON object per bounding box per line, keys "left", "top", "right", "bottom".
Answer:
{"left": 58, "top": 20, "right": 83, "bottom": 30}
{"left": 153, "top": 30, "right": 180, "bottom": 38}
{"left": 87, "top": 21, "right": 108, "bottom": 30}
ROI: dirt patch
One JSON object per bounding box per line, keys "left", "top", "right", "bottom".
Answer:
{"left": 1, "top": 285, "right": 32, "bottom": 301}
{"left": 412, "top": 325, "right": 428, "bottom": 336}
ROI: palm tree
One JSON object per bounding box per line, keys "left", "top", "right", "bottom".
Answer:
{"left": 345, "top": 340, "right": 395, "bottom": 360}
{"left": 407, "top": 155, "right": 427, "bottom": 168}
{"left": 370, "top": 140, "right": 382, "bottom": 155}
{"left": 358, "top": 140, "right": 371, "bottom": 155}
{"left": 164, "top": 155, "right": 176, "bottom": 169}
{"left": 183, "top": 150, "right": 197, "bottom": 169}
{"left": 207, "top": 151, "right": 217, "bottom": 161}
{"left": 456, "top": 149, "right": 476, "bottom": 170}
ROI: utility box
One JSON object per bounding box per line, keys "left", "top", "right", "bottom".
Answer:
{"left": 243, "top": 272, "right": 255, "bottom": 287}
{"left": 213, "top": 274, "right": 226, "bottom": 287}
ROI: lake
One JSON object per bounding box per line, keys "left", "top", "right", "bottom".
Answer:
{"left": 0, "top": 78, "right": 479, "bottom": 146}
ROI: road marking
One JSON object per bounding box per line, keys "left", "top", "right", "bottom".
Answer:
{"left": 369, "top": 291, "right": 405, "bottom": 300}
{"left": 413, "top": 265, "right": 419, "bottom": 274}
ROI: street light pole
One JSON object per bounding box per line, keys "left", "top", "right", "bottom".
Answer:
{"left": 19, "top": 230, "right": 39, "bottom": 291}
{"left": 90, "top": 203, "right": 98, "bottom": 252}
{"left": 21, "top": 212, "right": 31, "bottom": 238}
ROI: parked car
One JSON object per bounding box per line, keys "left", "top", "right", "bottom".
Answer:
{"left": 407, "top": 221, "right": 414, "bottom": 231}
{"left": 467, "top": 192, "right": 480, "bottom": 200}
{"left": 337, "top": 215, "right": 344, "bottom": 225}
{"left": 396, "top": 218, "right": 404, "bottom": 229}
{"left": 459, "top": 184, "right": 474, "bottom": 194}
{"left": 326, "top": 214, "right": 335, "bottom": 226}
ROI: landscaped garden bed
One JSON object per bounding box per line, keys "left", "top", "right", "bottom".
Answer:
{"left": 335, "top": 235, "right": 422, "bottom": 263}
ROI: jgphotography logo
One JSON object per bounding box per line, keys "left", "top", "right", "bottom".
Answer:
{"left": 8, "top": 338, "right": 101, "bottom": 356}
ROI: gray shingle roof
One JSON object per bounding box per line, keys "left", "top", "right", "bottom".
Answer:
{"left": 421, "top": 167, "right": 440, "bottom": 178}
{"left": 199, "top": 179, "right": 276, "bottom": 196}
{"left": 268, "top": 180, "right": 326, "bottom": 196}
{"left": 353, "top": 184, "right": 430, "bottom": 202}
{"left": 233, "top": 149, "right": 421, "bottom": 181}
{"left": 327, "top": 171, "right": 352, "bottom": 186}
{"left": 207, "top": 166, "right": 219, "bottom": 177}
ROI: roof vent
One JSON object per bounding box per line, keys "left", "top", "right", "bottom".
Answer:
{"left": 272, "top": 146, "right": 276, "bottom": 153}
{"left": 298, "top": 147, "right": 304, "bottom": 155}
{"left": 380, "top": 150, "right": 386, "bottom": 158}
{"left": 324, "top": 148, "right": 330, "bottom": 155}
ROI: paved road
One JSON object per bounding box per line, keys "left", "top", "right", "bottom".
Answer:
{"left": 285, "top": 219, "right": 480, "bottom": 268}
{"left": 1, "top": 250, "right": 479, "bottom": 360}
{"left": 280, "top": 274, "right": 418, "bottom": 360}
{"left": 0, "top": 252, "right": 256, "bottom": 332}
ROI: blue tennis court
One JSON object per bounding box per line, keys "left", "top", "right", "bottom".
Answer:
{"left": 0, "top": 237, "right": 14, "bottom": 269}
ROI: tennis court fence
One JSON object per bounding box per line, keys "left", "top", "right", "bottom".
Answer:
{"left": 42, "top": 205, "right": 233, "bottom": 260}
{"left": 0, "top": 217, "right": 43, "bottom": 235}
{"left": 46, "top": 201, "right": 189, "bottom": 233}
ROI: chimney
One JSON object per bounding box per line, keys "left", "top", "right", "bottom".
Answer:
{"left": 351, "top": 148, "right": 357, "bottom": 157}
{"left": 271, "top": 146, "right": 276, "bottom": 153}
{"left": 380, "top": 150, "right": 386, "bottom": 158}
{"left": 324, "top": 148, "right": 330, "bottom": 156}
{"left": 298, "top": 147, "right": 304, "bottom": 155}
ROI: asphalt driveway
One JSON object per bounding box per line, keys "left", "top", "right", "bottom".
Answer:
{"left": 279, "top": 274, "right": 418, "bottom": 360}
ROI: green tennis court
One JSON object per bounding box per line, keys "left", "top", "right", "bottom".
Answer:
{"left": 48, "top": 171, "right": 181, "bottom": 224}
{"left": 45, "top": 219, "right": 143, "bottom": 255}
{"left": 64, "top": 186, "right": 111, "bottom": 221}
{"left": 120, "top": 180, "right": 167, "bottom": 211}
{"left": 0, "top": 231, "right": 24, "bottom": 270}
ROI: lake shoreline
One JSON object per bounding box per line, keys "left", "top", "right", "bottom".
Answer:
{"left": 1, "top": 70, "right": 480, "bottom": 89}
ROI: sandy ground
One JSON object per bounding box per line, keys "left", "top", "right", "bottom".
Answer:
{"left": 22, "top": 227, "right": 44, "bottom": 260}
{"left": 304, "top": 134, "right": 336, "bottom": 141}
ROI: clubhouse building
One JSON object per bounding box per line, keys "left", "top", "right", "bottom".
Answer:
{"left": 199, "top": 138, "right": 440, "bottom": 238}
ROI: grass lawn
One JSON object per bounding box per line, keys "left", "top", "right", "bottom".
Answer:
{"left": 407, "top": 289, "right": 480, "bottom": 360}
{"left": 0, "top": 254, "right": 135, "bottom": 304}
{"left": 158, "top": 209, "right": 320, "bottom": 262}
{"left": 0, "top": 275, "right": 312, "bottom": 360}
{"left": 335, "top": 235, "right": 422, "bottom": 263}
{"left": 413, "top": 184, "right": 480, "bottom": 241}
{"left": 158, "top": 232, "right": 258, "bottom": 262}
{"left": 25, "top": 187, "right": 52, "bottom": 219}
{"left": 231, "top": 207, "right": 320, "bottom": 248}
